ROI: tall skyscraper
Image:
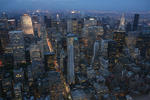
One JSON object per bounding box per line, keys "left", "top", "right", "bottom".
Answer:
{"left": 67, "top": 18, "right": 78, "bottom": 34}
{"left": 0, "top": 40, "right": 3, "bottom": 55}
{"left": 72, "top": 19, "right": 78, "bottom": 34}
{"left": 0, "top": 30, "right": 9, "bottom": 54}
{"left": 44, "top": 16, "right": 51, "bottom": 28}
{"left": 118, "top": 14, "right": 125, "bottom": 31}
{"left": 91, "top": 40, "right": 100, "bottom": 64}
{"left": 100, "top": 39, "right": 118, "bottom": 69}
{"left": 126, "top": 22, "right": 132, "bottom": 32}
{"left": 101, "top": 39, "right": 111, "bottom": 58}
{"left": 9, "top": 31, "right": 26, "bottom": 66}
{"left": 21, "top": 14, "right": 34, "bottom": 35}
{"left": 67, "top": 33, "right": 76, "bottom": 84}
{"left": 56, "top": 14, "right": 60, "bottom": 24}
{"left": 133, "top": 14, "right": 140, "bottom": 31}
{"left": 67, "top": 19, "right": 72, "bottom": 33}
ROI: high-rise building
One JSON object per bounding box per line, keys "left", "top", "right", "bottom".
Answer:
{"left": 78, "top": 19, "right": 84, "bottom": 35}
{"left": 101, "top": 39, "right": 118, "bottom": 58}
{"left": 44, "top": 52, "right": 55, "bottom": 71}
{"left": 136, "top": 34, "right": 150, "bottom": 59}
{"left": 91, "top": 40, "right": 100, "bottom": 64}
{"left": 60, "top": 49, "right": 65, "bottom": 72}
{"left": 100, "top": 39, "right": 118, "bottom": 69}
{"left": 0, "top": 40, "right": 3, "bottom": 55}
{"left": 0, "top": 17, "right": 9, "bottom": 50}
{"left": 72, "top": 18, "right": 78, "bottom": 34}
{"left": 118, "top": 14, "right": 125, "bottom": 31}
{"left": 67, "top": 18, "right": 83, "bottom": 35}
{"left": 32, "top": 15, "right": 41, "bottom": 38}
{"left": 29, "top": 43, "right": 42, "bottom": 62}
{"left": 67, "top": 33, "right": 76, "bottom": 84}
{"left": 0, "top": 18, "right": 8, "bottom": 30}
{"left": 84, "top": 17, "right": 97, "bottom": 27}
{"left": 9, "top": 31, "right": 26, "bottom": 66}
{"left": 8, "top": 19, "right": 16, "bottom": 31}
{"left": 133, "top": 14, "right": 140, "bottom": 31}
{"left": 33, "top": 22, "right": 41, "bottom": 38}
{"left": 44, "top": 16, "right": 51, "bottom": 28}
{"left": 67, "top": 18, "right": 78, "bottom": 34}
{"left": 21, "top": 14, "right": 34, "bottom": 35}
{"left": 113, "top": 31, "right": 126, "bottom": 53}
{"left": 126, "top": 22, "right": 132, "bottom": 32}
{"left": 67, "top": 19, "right": 72, "bottom": 33}
{"left": 56, "top": 14, "right": 60, "bottom": 24}
{"left": 83, "top": 26, "right": 104, "bottom": 37}
{"left": 0, "top": 30, "right": 9, "bottom": 53}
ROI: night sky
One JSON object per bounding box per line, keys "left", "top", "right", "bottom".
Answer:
{"left": 0, "top": 0, "right": 150, "bottom": 11}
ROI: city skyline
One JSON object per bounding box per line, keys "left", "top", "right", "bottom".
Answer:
{"left": 1, "top": 1, "right": 150, "bottom": 100}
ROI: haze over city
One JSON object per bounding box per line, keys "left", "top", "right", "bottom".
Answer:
{"left": 0, "top": 0, "right": 150, "bottom": 11}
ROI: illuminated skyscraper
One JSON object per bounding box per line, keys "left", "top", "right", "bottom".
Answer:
{"left": 67, "top": 33, "right": 76, "bottom": 84}
{"left": 9, "top": 31, "right": 26, "bottom": 66}
{"left": 119, "top": 14, "right": 125, "bottom": 31}
{"left": 21, "top": 14, "right": 34, "bottom": 35}
{"left": 56, "top": 14, "right": 60, "bottom": 24}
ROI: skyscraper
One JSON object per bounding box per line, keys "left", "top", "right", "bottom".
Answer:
{"left": 9, "top": 31, "right": 26, "bottom": 66}
{"left": 44, "top": 16, "right": 51, "bottom": 28}
{"left": 67, "top": 33, "right": 76, "bottom": 84}
{"left": 0, "top": 40, "right": 3, "bottom": 55}
{"left": 126, "top": 22, "right": 132, "bottom": 32}
{"left": 91, "top": 40, "right": 100, "bottom": 64}
{"left": 67, "top": 19, "right": 72, "bottom": 33}
{"left": 29, "top": 43, "right": 42, "bottom": 62}
{"left": 21, "top": 14, "right": 34, "bottom": 35}
{"left": 133, "top": 14, "right": 140, "bottom": 31}
{"left": 118, "top": 14, "right": 125, "bottom": 31}
{"left": 67, "top": 18, "right": 78, "bottom": 34}
{"left": 113, "top": 31, "right": 126, "bottom": 53}
{"left": 100, "top": 39, "right": 118, "bottom": 69}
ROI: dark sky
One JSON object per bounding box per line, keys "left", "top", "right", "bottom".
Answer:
{"left": 0, "top": 0, "right": 150, "bottom": 11}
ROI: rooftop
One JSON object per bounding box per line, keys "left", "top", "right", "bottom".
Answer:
{"left": 9, "top": 31, "right": 23, "bottom": 34}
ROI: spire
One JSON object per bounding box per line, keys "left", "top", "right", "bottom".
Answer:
{"left": 119, "top": 13, "right": 125, "bottom": 31}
